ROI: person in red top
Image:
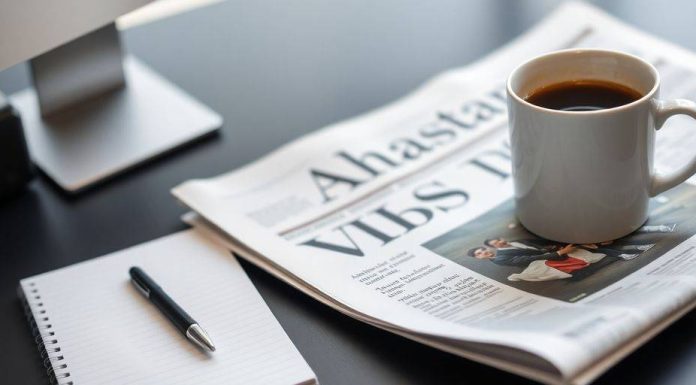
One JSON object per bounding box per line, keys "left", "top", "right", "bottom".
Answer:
{"left": 544, "top": 254, "right": 589, "bottom": 273}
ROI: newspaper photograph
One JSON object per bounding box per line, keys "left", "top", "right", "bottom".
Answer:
{"left": 423, "top": 184, "right": 696, "bottom": 303}
{"left": 173, "top": 3, "right": 696, "bottom": 384}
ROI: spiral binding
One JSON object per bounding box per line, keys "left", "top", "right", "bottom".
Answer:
{"left": 20, "top": 281, "right": 73, "bottom": 385}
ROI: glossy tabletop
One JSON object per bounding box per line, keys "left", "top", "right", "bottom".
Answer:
{"left": 1, "top": 1, "right": 696, "bottom": 383}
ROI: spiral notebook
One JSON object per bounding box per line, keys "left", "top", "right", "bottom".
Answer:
{"left": 18, "top": 230, "right": 316, "bottom": 385}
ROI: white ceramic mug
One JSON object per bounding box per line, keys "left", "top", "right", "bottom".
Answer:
{"left": 506, "top": 49, "right": 696, "bottom": 243}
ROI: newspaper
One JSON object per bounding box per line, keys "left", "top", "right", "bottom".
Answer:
{"left": 172, "top": 3, "right": 696, "bottom": 384}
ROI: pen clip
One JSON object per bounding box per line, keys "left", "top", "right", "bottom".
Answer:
{"left": 131, "top": 277, "right": 150, "bottom": 298}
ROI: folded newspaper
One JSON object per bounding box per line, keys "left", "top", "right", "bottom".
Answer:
{"left": 172, "top": 3, "right": 696, "bottom": 384}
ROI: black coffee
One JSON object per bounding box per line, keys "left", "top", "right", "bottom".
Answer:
{"left": 525, "top": 80, "right": 642, "bottom": 112}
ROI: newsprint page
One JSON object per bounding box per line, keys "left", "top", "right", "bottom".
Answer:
{"left": 173, "top": 3, "right": 696, "bottom": 384}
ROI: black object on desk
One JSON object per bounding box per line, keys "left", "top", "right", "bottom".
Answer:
{"left": 129, "top": 266, "right": 216, "bottom": 352}
{"left": 0, "top": 91, "right": 33, "bottom": 201}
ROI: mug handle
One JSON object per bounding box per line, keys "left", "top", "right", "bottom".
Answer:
{"left": 650, "top": 99, "right": 696, "bottom": 196}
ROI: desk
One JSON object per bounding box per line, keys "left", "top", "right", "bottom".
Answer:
{"left": 1, "top": 1, "right": 696, "bottom": 383}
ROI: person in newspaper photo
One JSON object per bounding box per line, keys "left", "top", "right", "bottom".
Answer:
{"left": 423, "top": 183, "right": 696, "bottom": 302}
{"left": 467, "top": 239, "right": 654, "bottom": 282}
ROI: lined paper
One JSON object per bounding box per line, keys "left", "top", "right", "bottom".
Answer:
{"left": 20, "top": 230, "right": 315, "bottom": 385}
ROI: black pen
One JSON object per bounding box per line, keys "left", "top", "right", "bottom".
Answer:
{"left": 129, "top": 266, "right": 216, "bottom": 352}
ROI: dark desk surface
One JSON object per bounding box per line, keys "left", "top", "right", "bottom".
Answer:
{"left": 2, "top": 1, "right": 696, "bottom": 383}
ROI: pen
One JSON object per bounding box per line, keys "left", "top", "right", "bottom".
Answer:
{"left": 129, "top": 266, "right": 216, "bottom": 352}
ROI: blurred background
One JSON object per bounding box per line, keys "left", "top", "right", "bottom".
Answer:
{"left": 2, "top": 0, "right": 696, "bottom": 170}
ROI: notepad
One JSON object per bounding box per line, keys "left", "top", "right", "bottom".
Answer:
{"left": 18, "top": 230, "right": 316, "bottom": 385}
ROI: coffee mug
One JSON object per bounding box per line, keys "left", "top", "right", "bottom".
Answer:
{"left": 506, "top": 49, "right": 696, "bottom": 243}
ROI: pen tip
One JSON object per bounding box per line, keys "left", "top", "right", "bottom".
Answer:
{"left": 186, "top": 324, "right": 216, "bottom": 352}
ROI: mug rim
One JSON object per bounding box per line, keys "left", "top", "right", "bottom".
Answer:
{"left": 507, "top": 48, "right": 660, "bottom": 115}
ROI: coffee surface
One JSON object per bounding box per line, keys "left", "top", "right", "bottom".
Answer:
{"left": 525, "top": 80, "right": 643, "bottom": 111}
